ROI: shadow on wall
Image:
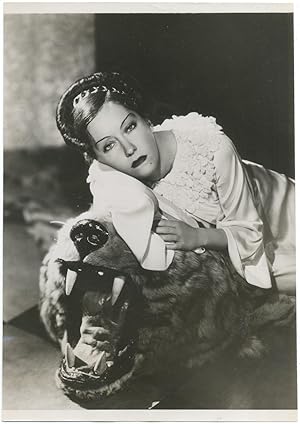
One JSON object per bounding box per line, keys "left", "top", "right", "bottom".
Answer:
{"left": 95, "top": 13, "right": 294, "bottom": 177}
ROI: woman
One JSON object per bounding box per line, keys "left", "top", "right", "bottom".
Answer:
{"left": 56, "top": 71, "right": 295, "bottom": 294}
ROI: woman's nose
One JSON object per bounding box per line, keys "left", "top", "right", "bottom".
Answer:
{"left": 121, "top": 139, "right": 137, "bottom": 157}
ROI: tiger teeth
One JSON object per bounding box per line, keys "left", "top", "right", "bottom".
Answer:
{"left": 65, "top": 269, "right": 78, "bottom": 295}
{"left": 111, "top": 276, "right": 126, "bottom": 306}
{"left": 118, "top": 345, "right": 128, "bottom": 357}
{"left": 65, "top": 343, "right": 75, "bottom": 368}
{"left": 60, "top": 330, "right": 68, "bottom": 355}
{"left": 93, "top": 351, "right": 107, "bottom": 375}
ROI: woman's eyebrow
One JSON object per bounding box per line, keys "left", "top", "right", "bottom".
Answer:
{"left": 120, "top": 113, "right": 133, "bottom": 128}
{"left": 95, "top": 113, "right": 134, "bottom": 145}
{"left": 96, "top": 135, "right": 109, "bottom": 144}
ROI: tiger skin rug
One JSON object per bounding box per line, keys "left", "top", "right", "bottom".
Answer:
{"left": 39, "top": 209, "right": 296, "bottom": 405}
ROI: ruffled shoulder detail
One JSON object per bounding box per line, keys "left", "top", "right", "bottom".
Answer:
{"left": 153, "top": 113, "right": 224, "bottom": 217}
{"left": 155, "top": 112, "right": 223, "bottom": 141}
{"left": 154, "top": 112, "right": 224, "bottom": 170}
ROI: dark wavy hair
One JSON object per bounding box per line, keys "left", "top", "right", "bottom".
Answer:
{"left": 56, "top": 71, "right": 153, "bottom": 163}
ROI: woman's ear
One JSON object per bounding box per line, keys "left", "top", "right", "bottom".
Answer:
{"left": 83, "top": 151, "right": 95, "bottom": 166}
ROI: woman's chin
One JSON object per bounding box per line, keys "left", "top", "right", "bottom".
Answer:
{"left": 132, "top": 166, "right": 158, "bottom": 183}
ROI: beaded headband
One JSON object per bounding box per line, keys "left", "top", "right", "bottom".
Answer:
{"left": 72, "top": 85, "right": 126, "bottom": 108}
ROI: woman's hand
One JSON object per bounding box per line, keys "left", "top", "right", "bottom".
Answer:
{"left": 153, "top": 219, "right": 228, "bottom": 251}
{"left": 153, "top": 219, "right": 202, "bottom": 251}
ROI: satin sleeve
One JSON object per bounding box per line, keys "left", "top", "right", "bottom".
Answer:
{"left": 87, "top": 160, "right": 174, "bottom": 271}
{"left": 213, "top": 134, "right": 272, "bottom": 289}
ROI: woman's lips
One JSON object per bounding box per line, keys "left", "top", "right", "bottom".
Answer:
{"left": 131, "top": 155, "right": 147, "bottom": 168}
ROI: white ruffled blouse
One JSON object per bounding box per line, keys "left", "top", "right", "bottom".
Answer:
{"left": 153, "top": 112, "right": 295, "bottom": 289}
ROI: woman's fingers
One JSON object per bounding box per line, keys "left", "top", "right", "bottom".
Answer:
{"left": 155, "top": 225, "right": 177, "bottom": 235}
{"left": 155, "top": 219, "right": 177, "bottom": 227}
{"left": 165, "top": 242, "right": 178, "bottom": 250}
{"left": 153, "top": 220, "right": 185, "bottom": 248}
{"left": 159, "top": 234, "right": 178, "bottom": 242}
{"left": 153, "top": 219, "right": 177, "bottom": 231}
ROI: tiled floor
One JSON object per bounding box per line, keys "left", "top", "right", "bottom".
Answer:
{"left": 3, "top": 223, "right": 41, "bottom": 322}
{"left": 2, "top": 221, "right": 297, "bottom": 412}
{"left": 3, "top": 222, "right": 80, "bottom": 410}
{"left": 3, "top": 324, "right": 82, "bottom": 410}
{"left": 3, "top": 319, "right": 165, "bottom": 410}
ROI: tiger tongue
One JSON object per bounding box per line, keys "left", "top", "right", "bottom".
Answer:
{"left": 66, "top": 341, "right": 108, "bottom": 376}
{"left": 73, "top": 342, "right": 102, "bottom": 367}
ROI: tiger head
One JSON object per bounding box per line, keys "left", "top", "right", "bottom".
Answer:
{"left": 39, "top": 210, "right": 295, "bottom": 403}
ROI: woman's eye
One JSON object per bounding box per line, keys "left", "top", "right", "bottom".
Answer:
{"left": 103, "top": 141, "right": 115, "bottom": 153}
{"left": 126, "top": 122, "right": 136, "bottom": 133}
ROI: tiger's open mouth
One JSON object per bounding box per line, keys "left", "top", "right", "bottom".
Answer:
{"left": 55, "top": 259, "right": 144, "bottom": 400}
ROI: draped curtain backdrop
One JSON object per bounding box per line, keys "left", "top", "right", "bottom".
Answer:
{"left": 4, "top": 14, "right": 96, "bottom": 150}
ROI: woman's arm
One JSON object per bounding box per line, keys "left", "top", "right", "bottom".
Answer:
{"left": 212, "top": 133, "right": 273, "bottom": 289}
{"left": 154, "top": 219, "right": 227, "bottom": 251}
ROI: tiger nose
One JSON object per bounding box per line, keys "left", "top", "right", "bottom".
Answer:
{"left": 70, "top": 219, "right": 109, "bottom": 259}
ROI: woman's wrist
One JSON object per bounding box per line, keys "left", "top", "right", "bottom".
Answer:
{"left": 196, "top": 228, "right": 227, "bottom": 251}
{"left": 196, "top": 228, "right": 208, "bottom": 248}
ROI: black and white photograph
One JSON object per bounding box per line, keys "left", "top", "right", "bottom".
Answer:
{"left": 2, "top": 2, "right": 297, "bottom": 421}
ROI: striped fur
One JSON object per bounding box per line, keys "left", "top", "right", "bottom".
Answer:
{"left": 39, "top": 210, "right": 295, "bottom": 401}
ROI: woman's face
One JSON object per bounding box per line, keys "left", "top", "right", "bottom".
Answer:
{"left": 87, "top": 102, "right": 161, "bottom": 182}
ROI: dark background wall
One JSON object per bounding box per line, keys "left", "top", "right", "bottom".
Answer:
{"left": 95, "top": 13, "right": 294, "bottom": 177}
